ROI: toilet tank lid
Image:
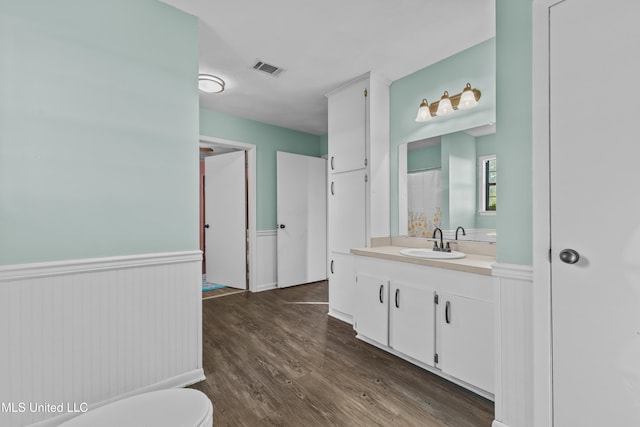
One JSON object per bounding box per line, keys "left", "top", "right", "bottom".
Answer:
{"left": 59, "top": 389, "right": 212, "bottom": 427}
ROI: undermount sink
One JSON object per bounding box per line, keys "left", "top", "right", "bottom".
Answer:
{"left": 399, "top": 248, "right": 466, "bottom": 260}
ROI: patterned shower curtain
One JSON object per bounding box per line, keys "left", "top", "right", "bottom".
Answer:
{"left": 407, "top": 169, "right": 442, "bottom": 237}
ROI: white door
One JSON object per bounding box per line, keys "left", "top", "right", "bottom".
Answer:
{"left": 204, "top": 151, "right": 246, "bottom": 290}
{"left": 550, "top": 1, "right": 640, "bottom": 424}
{"left": 276, "top": 152, "right": 327, "bottom": 288}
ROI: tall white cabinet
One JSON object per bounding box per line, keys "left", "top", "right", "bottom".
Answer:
{"left": 326, "top": 72, "right": 390, "bottom": 323}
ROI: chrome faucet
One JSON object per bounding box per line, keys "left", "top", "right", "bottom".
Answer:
{"left": 432, "top": 228, "right": 444, "bottom": 251}
{"left": 455, "top": 226, "right": 466, "bottom": 240}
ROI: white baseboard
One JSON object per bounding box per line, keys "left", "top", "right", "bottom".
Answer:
{"left": 328, "top": 309, "right": 353, "bottom": 325}
{"left": 256, "top": 282, "right": 278, "bottom": 292}
{"left": 492, "top": 420, "right": 511, "bottom": 427}
{"left": 0, "top": 251, "right": 203, "bottom": 427}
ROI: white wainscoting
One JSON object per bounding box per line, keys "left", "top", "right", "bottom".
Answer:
{"left": 492, "top": 263, "right": 534, "bottom": 427}
{"left": 0, "top": 251, "right": 204, "bottom": 427}
{"left": 256, "top": 230, "right": 278, "bottom": 292}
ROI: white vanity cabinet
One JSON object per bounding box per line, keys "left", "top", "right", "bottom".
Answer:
{"left": 326, "top": 72, "right": 390, "bottom": 323}
{"left": 353, "top": 254, "right": 494, "bottom": 398}
{"left": 354, "top": 275, "right": 437, "bottom": 368}
{"left": 437, "top": 293, "right": 494, "bottom": 394}
{"left": 354, "top": 275, "right": 389, "bottom": 346}
{"left": 328, "top": 252, "right": 356, "bottom": 318}
{"left": 389, "top": 281, "right": 436, "bottom": 367}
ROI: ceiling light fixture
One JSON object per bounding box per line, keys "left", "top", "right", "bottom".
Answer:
{"left": 415, "top": 82, "right": 481, "bottom": 122}
{"left": 198, "top": 74, "right": 225, "bottom": 93}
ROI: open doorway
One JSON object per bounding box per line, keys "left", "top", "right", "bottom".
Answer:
{"left": 199, "top": 136, "right": 257, "bottom": 293}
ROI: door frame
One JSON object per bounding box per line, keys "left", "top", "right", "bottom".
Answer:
{"left": 199, "top": 135, "right": 257, "bottom": 293}
{"left": 532, "top": 0, "right": 565, "bottom": 425}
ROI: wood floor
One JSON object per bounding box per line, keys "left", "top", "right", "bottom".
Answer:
{"left": 190, "top": 281, "right": 494, "bottom": 427}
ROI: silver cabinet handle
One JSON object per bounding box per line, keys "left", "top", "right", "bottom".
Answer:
{"left": 379, "top": 285, "right": 384, "bottom": 304}
{"left": 330, "top": 181, "right": 334, "bottom": 195}
{"left": 395, "top": 288, "right": 399, "bottom": 308}
{"left": 330, "top": 260, "right": 334, "bottom": 274}
{"left": 330, "top": 156, "right": 335, "bottom": 170}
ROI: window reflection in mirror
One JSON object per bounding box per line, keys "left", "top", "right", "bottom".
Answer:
{"left": 399, "top": 123, "right": 497, "bottom": 243}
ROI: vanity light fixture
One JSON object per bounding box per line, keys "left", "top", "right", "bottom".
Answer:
{"left": 415, "top": 82, "right": 481, "bottom": 122}
{"left": 457, "top": 83, "right": 479, "bottom": 110}
{"left": 198, "top": 74, "right": 225, "bottom": 93}
{"left": 415, "top": 99, "right": 433, "bottom": 122}
{"left": 435, "top": 91, "right": 455, "bottom": 116}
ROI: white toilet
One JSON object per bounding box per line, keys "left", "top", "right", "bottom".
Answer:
{"left": 59, "top": 389, "right": 213, "bottom": 427}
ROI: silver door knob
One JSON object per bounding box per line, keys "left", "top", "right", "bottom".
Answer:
{"left": 559, "top": 249, "right": 580, "bottom": 264}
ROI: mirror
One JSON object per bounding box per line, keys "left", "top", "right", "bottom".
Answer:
{"left": 398, "top": 124, "right": 497, "bottom": 242}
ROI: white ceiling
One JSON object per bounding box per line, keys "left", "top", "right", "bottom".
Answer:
{"left": 161, "top": 0, "right": 495, "bottom": 135}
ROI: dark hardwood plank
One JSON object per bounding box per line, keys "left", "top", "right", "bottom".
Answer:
{"left": 191, "top": 281, "right": 494, "bottom": 426}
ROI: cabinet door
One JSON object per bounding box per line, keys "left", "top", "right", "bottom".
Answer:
{"left": 389, "top": 281, "right": 435, "bottom": 367}
{"left": 328, "top": 252, "right": 355, "bottom": 320}
{"left": 328, "top": 170, "right": 366, "bottom": 254}
{"left": 327, "top": 81, "right": 367, "bottom": 174}
{"left": 438, "top": 293, "right": 494, "bottom": 393}
{"left": 354, "top": 275, "right": 388, "bottom": 346}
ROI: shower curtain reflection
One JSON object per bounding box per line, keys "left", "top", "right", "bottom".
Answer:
{"left": 407, "top": 169, "right": 442, "bottom": 237}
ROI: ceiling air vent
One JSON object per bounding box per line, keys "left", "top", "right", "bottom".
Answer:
{"left": 252, "top": 59, "right": 285, "bottom": 77}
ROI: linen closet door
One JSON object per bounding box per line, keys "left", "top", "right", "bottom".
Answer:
{"left": 550, "top": 1, "right": 640, "bottom": 425}
{"left": 276, "top": 152, "right": 327, "bottom": 288}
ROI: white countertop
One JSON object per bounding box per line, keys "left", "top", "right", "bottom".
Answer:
{"left": 350, "top": 245, "right": 495, "bottom": 276}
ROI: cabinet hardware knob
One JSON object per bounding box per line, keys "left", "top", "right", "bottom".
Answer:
{"left": 559, "top": 248, "right": 580, "bottom": 264}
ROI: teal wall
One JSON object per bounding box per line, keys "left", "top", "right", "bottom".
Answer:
{"left": 495, "top": 0, "right": 532, "bottom": 264}
{"left": 390, "top": 38, "right": 496, "bottom": 235}
{"left": 0, "top": 1, "right": 199, "bottom": 265}
{"left": 475, "top": 133, "right": 497, "bottom": 229}
{"left": 199, "top": 108, "right": 322, "bottom": 231}
{"left": 407, "top": 144, "right": 441, "bottom": 172}
{"left": 320, "top": 134, "right": 328, "bottom": 157}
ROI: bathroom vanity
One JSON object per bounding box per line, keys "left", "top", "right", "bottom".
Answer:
{"left": 351, "top": 239, "right": 495, "bottom": 399}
